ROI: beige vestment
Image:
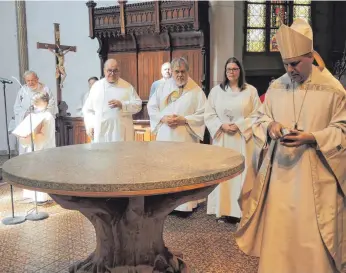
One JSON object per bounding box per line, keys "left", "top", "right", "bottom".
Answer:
{"left": 235, "top": 65, "right": 346, "bottom": 273}
{"left": 204, "top": 84, "right": 261, "bottom": 218}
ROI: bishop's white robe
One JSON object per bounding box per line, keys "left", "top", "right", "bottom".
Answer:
{"left": 204, "top": 84, "right": 261, "bottom": 218}
{"left": 13, "top": 84, "right": 57, "bottom": 154}
{"left": 13, "top": 110, "right": 56, "bottom": 202}
{"left": 83, "top": 78, "right": 142, "bottom": 143}
{"left": 147, "top": 77, "right": 207, "bottom": 212}
{"left": 235, "top": 65, "right": 346, "bottom": 273}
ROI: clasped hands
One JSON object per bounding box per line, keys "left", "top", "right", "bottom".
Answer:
{"left": 221, "top": 123, "right": 239, "bottom": 135}
{"left": 268, "top": 121, "right": 316, "bottom": 147}
{"left": 161, "top": 114, "right": 186, "bottom": 128}
{"left": 108, "top": 99, "right": 122, "bottom": 109}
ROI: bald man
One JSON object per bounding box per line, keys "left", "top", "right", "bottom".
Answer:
{"left": 83, "top": 59, "right": 142, "bottom": 142}
{"left": 149, "top": 62, "right": 172, "bottom": 99}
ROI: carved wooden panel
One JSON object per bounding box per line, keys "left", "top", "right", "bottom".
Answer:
{"left": 87, "top": 0, "right": 210, "bottom": 122}
{"left": 137, "top": 51, "right": 170, "bottom": 99}
{"left": 172, "top": 49, "right": 203, "bottom": 87}
{"left": 108, "top": 52, "right": 138, "bottom": 91}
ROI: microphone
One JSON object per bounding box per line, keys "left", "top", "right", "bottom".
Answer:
{"left": 0, "top": 77, "right": 13, "bottom": 84}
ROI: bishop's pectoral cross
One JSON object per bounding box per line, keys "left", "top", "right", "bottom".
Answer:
{"left": 37, "top": 23, "right": 77, "bottom": 103}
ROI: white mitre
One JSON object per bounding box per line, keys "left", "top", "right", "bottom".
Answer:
{"left": 275, "top": 18, "right": 325, "bottom": 69}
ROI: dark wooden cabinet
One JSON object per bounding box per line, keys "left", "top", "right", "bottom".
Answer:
{"left": 56, "top": 1, "right": 210, "bottom": 147}
{"left": 56, "top": 117, "right": 91, "bottom": 146}
{"left": 86, "top": 0, "right": 210, "bottom": 98}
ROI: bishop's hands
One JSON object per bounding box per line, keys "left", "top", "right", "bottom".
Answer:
{"left": 221, "top": 124, "right": 239, "bottom": 135}
{"left": 108, "top": 100, "right": 122, "bottom": 109}
{"left": 280, "top": 130, "right": 316, "bottom": 147}
{"left": 268, "top": 121, "right": 284, "bottom": 140}
{"left": 161, "top": 114, "right": 186, "bottom": 128}
{"left": 268, "top": 121, "right": 316, "bottom": 147}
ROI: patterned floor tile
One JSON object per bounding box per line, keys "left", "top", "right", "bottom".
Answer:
{"left": 0, "top": 184, "right": 259, "bottom": 273}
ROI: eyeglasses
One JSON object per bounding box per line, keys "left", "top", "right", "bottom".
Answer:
{"left": 226, "top": 68, "right": 240, "bottom": 73}
{"left": 106, "top": 69, "right": 120, "bottom": 74}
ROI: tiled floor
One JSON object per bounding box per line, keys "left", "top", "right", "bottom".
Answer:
{"left": 0, "top": 184, "right": 259, "bottom": 273}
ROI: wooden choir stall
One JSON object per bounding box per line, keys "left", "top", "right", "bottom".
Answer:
{"left": 56, "top": 0, "right": 210, "bottom": 146}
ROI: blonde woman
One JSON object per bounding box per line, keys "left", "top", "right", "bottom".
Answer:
{"left": 204, "top": 57, "right": 261, "bottom": 222}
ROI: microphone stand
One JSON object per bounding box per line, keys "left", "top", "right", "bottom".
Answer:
{"left": 1, "top": 81, "right": 26, "bottom": 225}
{"left": 25, "top": 105, "right": 49, "bottom": 221}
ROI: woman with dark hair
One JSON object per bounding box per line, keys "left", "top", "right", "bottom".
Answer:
{"left": 204, "top": 57, "right": 261, "bottom": 222}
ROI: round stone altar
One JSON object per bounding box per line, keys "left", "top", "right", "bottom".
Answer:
{"left": 2, "top": 141, "right": 244, "bottom": 273}
{"left": 2, "top": 141, "right": 244, "bottom": 197}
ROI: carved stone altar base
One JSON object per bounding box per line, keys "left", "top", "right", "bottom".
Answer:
{"left": 2, "top": 142, "right": 244, "bottom": 273}
{"left": 52, "top": 186, "right": 215, "bottom": 273}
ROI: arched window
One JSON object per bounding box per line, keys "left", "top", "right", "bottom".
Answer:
{"left": 245, "top": 0, "right": 312, "bottom": 53}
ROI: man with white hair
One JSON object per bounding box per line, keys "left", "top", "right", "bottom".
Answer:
{"left": 149, "top": 62, "right": 172, "bottom": 98}
{"left": 13, "top": 70, "right": 57, "bottom": 154}
{"left": 147, "top": 57, "right": 206, "bottom": 212}
{"left": 83, "top": 59, "right": 142, "bottom": 142}
{"left": 235, "top": 19, "right": 346, "bottom": 273}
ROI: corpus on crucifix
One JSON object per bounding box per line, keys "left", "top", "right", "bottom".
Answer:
{"left": 37, "top": 23, "right": 76, "bottom": 103}
{"left": 46, "top": 44, "right": 73, "bottom": 89}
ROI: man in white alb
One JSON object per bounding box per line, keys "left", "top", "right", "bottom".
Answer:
{"left": 147, "top": 57, "right": 207, "bottom": 212}
{"left": 13, "top": 70, "right": 57, "bottom": 154}
{"left": 83, "top": 59, "right": 142, "bottom": 142}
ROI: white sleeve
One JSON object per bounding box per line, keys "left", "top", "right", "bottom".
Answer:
{"left": 13, "top": 87, "right": 24, "bottom": 126}
{"left": 204, "top": 87, "right": 223, "bottom": 139}
{"left": 147, "top": 84, "right": 165, "bottom": 133}
{"left": 121, "top": 86, "right": 142, "bottom": 114}
{"left": 82, "top": 86, "right": 96, "bottom": 132}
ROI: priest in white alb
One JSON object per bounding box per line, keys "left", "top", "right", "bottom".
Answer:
{"left": 13, "top": 70, "right": 57, "bottom": 154}
{"left": 83, "top": 59, "right": 142, "bottom": 142}
{"left": 235, "top": 19, "right": 346, "bottom": 273}
{"left": 147, "top": 57, "right": 206, "bottom": 212}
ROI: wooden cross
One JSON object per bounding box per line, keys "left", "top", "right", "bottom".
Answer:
{"left": 37, "top": 23, "right": 77, "bottom": 103}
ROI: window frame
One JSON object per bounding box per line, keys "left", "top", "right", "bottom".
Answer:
{"left": 244, "top": 1, "right": 313, "bottom": 55}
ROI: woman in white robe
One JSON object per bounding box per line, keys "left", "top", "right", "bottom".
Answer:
{"left": 204, "top": 57, "right": 261, "bottom": 221}
{"left": 13, "top": 92, "right": 56, "bottom": 203}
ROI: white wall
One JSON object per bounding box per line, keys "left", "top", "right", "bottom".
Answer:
{"left": 26, "top": 1, "right": 101, "bottom": 117}
{"left": 0, "top": 1, "right": 20, "bottom": 153}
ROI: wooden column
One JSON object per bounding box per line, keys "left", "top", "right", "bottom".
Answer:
{"left": 118, "top": 0, "right": 127, "bottom": 36}
{"left": 15, "top": 0, "right": 29, "bottom": 83}
{"left": 86, "top": 1, "right": 97, "bottom": 38}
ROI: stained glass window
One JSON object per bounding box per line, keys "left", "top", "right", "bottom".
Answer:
{"left": 245, "top": 1, "right": 312, "bottom": 53}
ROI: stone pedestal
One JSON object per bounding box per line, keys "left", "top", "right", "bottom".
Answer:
{"left": 51, "top": 185, "right": 215, "bottom": 273}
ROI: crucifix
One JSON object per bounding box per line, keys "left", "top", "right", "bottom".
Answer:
{"left": 37, "top": 23, "right": 77, "bottom": 103}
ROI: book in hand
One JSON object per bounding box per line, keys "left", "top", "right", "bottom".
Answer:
{"left": 12, "top": 112, "right": 45, "bottom": 138}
